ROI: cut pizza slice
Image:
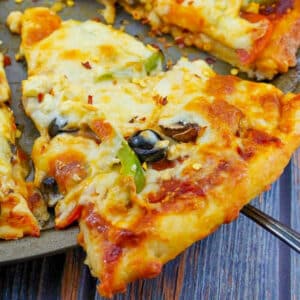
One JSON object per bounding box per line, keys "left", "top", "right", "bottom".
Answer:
{"left": 103, "top": 0, "right": 300, "bottom": 79}
{"left": 0, "top": 52, "right": 41, "bottom": 239}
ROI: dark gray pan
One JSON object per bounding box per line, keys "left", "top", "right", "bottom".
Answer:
{"left": 0, "top": 0, "right": 300, "bottom": 265}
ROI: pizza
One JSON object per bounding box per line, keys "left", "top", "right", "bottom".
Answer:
{"left": 13, "top": 7, "right": 300, "bottom": 296}
{"left": 100, "top": 0, "right": 300, "bottom": 79}
{"left": 0, "top": 49, "right": 44, "bottom": 239}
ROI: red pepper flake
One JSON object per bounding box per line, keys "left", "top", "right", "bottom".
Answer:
{"left": 205, "top": 57, "right": 216, "bottom": 65}
{"left": 3, "top": 55, "right": 11, "bottom": 67}
{"left": 129, "top": 116, "right": 138, "bottom": 123}
{"left": 91, "top": 17, "right": 101, "bottom": 22}
{"left": 161, "top": 97, "right": 168, "bottom": 105}
{"left": 17, "top": 148, "right": 28, "bottom": 162}
{"left": 88, "top": 95, "right": 93, "bottom": 104}
{"left": 175, "top": 36, "right": 185, "bottom": 48}
{"left": 153, "top": 94, "right": 168, "bottom": 105}
{"left": 37, "top": 93, "right": 44, "bottom": 103}
{"left": 81, "top": 61, "right": 92, "bottom": 69}
{"left": 141, "top": 18, "right": 150, "bottom": 25}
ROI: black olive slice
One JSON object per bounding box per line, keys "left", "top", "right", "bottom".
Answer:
{"left": 48, "top": 117, "right": 78, "bottom": 137}
{"left": 40, "top": 176, "right": 63, "bottom": 206}
{"left": 128, "top": 130, "right": 168, "bottom": 163}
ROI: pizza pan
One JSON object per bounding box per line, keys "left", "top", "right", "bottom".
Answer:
{"left": 0, "top": 0, "right": 300, "bottom": 265}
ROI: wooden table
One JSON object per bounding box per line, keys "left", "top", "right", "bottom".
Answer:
{"left": 1, "top": 157, "right": 299, "bottom": 299}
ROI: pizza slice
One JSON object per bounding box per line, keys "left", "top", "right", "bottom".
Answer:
{"left": 0, "top": 52, "right": 41, "bottom": 239}
{"left": 17, "top": 8, "right": 300, "bottom": 296}
{"left": 102, "top": 0, "right": 300, "bottom": 79}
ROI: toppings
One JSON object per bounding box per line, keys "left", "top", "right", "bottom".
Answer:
{"left": 128, "top": 130, "right": 168, "bottom": 163}
{"left": 117, "top": 140, "right": 145, "bottom": 193}
{"left": 160, "top": 122, "right": 201, "bottom": 143}
{"left": 48, "top": 117, "right": 78, "bottom": 137}
{"left": 88, "top": 95, "right": 93, "bottom": 104}
{"left": 3, "top": 55, "right": 11, "bottom": 67}
{"left": 153, "top": 95, "right": 168, "bottom": 106}
{"left": 81, "top": 61, "right": 92, "bottom": 69}
{"left": 37, "top": 93, "right": 44, "bottom": 103}
{"left": 40, "top": 176, "right": 63, "bottom": 206}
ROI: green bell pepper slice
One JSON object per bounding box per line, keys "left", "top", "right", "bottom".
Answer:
{"left": 144, "top": 51, "right": 163, "bottom": 75}
{"left": 117, "top": 140, "right": 145, "bottom": 193}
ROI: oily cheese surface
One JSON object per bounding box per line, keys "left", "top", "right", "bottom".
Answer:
{"left": 18, "top": 7, "right": 300, "bottom": 297}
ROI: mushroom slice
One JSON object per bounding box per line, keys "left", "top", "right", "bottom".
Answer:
{"left": 160, "top": 122, "right": 203, "bottom": 143}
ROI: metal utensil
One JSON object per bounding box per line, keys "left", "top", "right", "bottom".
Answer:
{"left": 241, "top": 204, "right": 300, "bottom": 253}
